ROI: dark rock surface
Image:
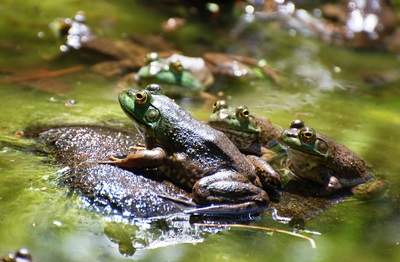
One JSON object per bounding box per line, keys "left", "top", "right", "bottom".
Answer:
{"left": 26, "top": 125, "right": 350, "bottom": 223}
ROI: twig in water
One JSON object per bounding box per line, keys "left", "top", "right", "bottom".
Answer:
{"left": 195, "top": 223, "right": 318, "bottom": 249}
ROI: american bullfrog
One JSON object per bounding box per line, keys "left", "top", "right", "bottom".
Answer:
{"left": 134, "top": 53, "right": 214, "bottom": 97}
{"left": 278, "top": 120, "right": 387, "bottom": 197}
{"left": 101, "top": 84, "right": 282, "bottom": 214}
{"left": 208, "top": 100, "right": 283, "bottom": 162}
{"left": 133, "top": 52, "right": 280, "bottom": 97}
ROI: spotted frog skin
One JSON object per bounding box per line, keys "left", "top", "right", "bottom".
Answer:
{"left": 101, "top": 84, "right": 282, "bottom": 214}
{"left": 208, "top": 100, "right": 283, "bottom": 162}
{"left": 278, "top": 119, "right": 386, "bottom": 196}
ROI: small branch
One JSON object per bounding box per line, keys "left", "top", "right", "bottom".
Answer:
{"left": 0, "top": 65, "right": 85, "bottom": 83}
{"left": 195, "top": 223, "right": 318, "bottom": 249}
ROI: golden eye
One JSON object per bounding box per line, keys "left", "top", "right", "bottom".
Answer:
{"left": 213, "top": 100, "right": 227, "bottom": 112}
{"left": 144, "top": 52, "right": 158, "bottom": 64}
{"left": 300, "top": 127, "right": 316, "bottom": 143}
{"left": 290, "top": 119, "right": 304, "bottom": 129}
{"left": 170, "top": 60, "right": 183, "bottom": 73}
{"left": 236, "top": 106, "right": 250, "bottom": 119}
{"left": 135, "top": 91, "right": 147, "bottom": 104}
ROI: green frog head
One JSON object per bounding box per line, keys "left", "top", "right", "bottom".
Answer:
{"left": 119, "top": 83, "right": 173, "bottom": 141}
{"left": 208, "top": 100, "right": 261, "bottom": 136}
{"left": 134, "top": 53, "right": 205, "bottom": 97}
{"left": 278, "top": 120, "right": 374, "bottom": 193}
{"left": 278, "top": 120, "right": 329, "bottom": 159}
{"left": 208, "top": 100, "right": 281, "bottom": 156}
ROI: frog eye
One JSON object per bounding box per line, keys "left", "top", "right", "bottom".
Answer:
{"left": 145, "top": 108, "right": 160, "bottom": 122}
{"left": 213, "top": 100, "right": 227, "bottom": 112}
{"left": 290, "top": 119, "right": 304, "bottom": 129}
{"left": 170, "top": 60, "right": 184, "bottom": 73}
{"left": 135, "top": 91, "right": 148, "bottom": 104}
{"left": 144, "top": 52, "right": 159, "bottom": 64}
{"left": 300, "top": 127, "right": 316, "bottom": 143}
{"left": 236, "top": 106, "right": 250, "bottom": 119}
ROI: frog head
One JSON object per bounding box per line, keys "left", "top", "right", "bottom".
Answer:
{"left": 278, "top": 120, "right": 330, "bottom": 159}
{"left": 134, "top": 53, "right": 204, "bottom": 97}
{"left": 208, "top": 100, "right": 261, "bottom": 136}
{"left": 118, "top": 84, "right": 166, "bottom": 139}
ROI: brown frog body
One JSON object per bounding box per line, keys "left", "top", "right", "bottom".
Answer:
{"left": 101, "top": 84, "right": 282, "bottom": 214}
{"left": 278, "top": 120, "right": 387, "bottom": 196}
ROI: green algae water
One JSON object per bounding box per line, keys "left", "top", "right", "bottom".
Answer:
{"left": 0, "top": 1, "right": 399, "bottom": 261}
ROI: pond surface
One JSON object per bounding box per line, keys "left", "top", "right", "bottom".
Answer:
{"left": 0, "top": 1, "right": 399, "bottom": 261}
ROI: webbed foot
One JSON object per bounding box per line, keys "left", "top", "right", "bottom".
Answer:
{"left": 351, "top": 177, "right": 389, "bottom": 199}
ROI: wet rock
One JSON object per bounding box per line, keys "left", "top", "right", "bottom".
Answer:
{"left": 27, "top": 125, "right": 190, "bottom": 218}
{"left": 26, "top": 125, "right": 350, "bottom": 224}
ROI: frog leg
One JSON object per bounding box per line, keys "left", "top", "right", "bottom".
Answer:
{"left": 350, "top": 177, "right": 389, "bottom": 199}
{"left": 189, "top": 170, "right": 269, "bottom": 214}
{"left": 99, "top": 147, "right": 166, "bottom": 169}
{"left": 247, "top": 155, "right": 282, "bottom": 190}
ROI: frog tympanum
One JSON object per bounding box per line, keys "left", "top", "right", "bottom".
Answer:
{"left": 278, "top": 119, "right": 387, "bottom": 197}
{"left": 101, "top": 84, "right": 282, "bottom": 214}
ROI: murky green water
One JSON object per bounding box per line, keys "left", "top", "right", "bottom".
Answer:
{"left": 1, "top": 1, "right": 399, "bottom": 261}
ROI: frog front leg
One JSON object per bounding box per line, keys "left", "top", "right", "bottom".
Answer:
{"left": 247, "top": 155, "right": 282, "bottom": 190}
{"left": 188, "top": 170, "right": 269, "bottom": 214}
{"left": 99, "top": 147, "right": 166, "bottom": 169}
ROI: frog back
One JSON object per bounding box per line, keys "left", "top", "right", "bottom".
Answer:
{"left": 323, "top": 134, "right": 373, "bottom": 184}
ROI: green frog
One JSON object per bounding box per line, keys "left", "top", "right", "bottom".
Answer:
{"left": 134, "top": 53, "right": 213, "bottom": 97}
{"left": 101, "top": 84, "right": 282, "bottom": 214}
{"left": 208, "top": 100, "right": 283, "bottom": 162}
{"left": 278, "top": 120, "right": 387, "bottom": 197}
{"left": 134, "top": 52, "right": 281, "bottom": 97}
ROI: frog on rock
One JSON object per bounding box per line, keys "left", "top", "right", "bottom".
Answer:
{"left": 101, "top": 84, "right": 282, "bottom": 214}
{"left": 278, "top": 120, "right": 387, "bottom": 197}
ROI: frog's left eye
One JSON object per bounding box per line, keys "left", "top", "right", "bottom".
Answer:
{"left": 300, "top": 127, "right": 316, "bottom": 143}
{"left": 170, "top": 60, "right": 184, "bottom": 73}
{"left": 144, "top": 52, "right": 159, "bottom": 64}
{"left": 135, "top": 91, "right": 148, "bottom": 104}
{"left": 145, "top": 108, "right": 160, "bottom": 122}
{"left": 213, "top": 100, "right": 227, "bottom": 112}
{"left": 236, "top": 106, "right": 250, "bottom": 119}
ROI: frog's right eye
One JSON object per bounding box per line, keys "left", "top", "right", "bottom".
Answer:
{"left": 213, "top": 100, "right": 226, "bottom": 112}
{"left": 236, "top": 105, "right": 250, "bottom": 119}
{"left": 290, "top": 119, "right": 304, "bottom": 129}
{"left": 135, "top": 91, "right": 148, "bottom": 104}
{"left": 170, "top": 60, "right": 184, "bottom": 74}
{"left": 300, "top": 127, "right": 316, "bottom": 143}
{"left": 144, "top": 52, "right": 159, "bottom": 64}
